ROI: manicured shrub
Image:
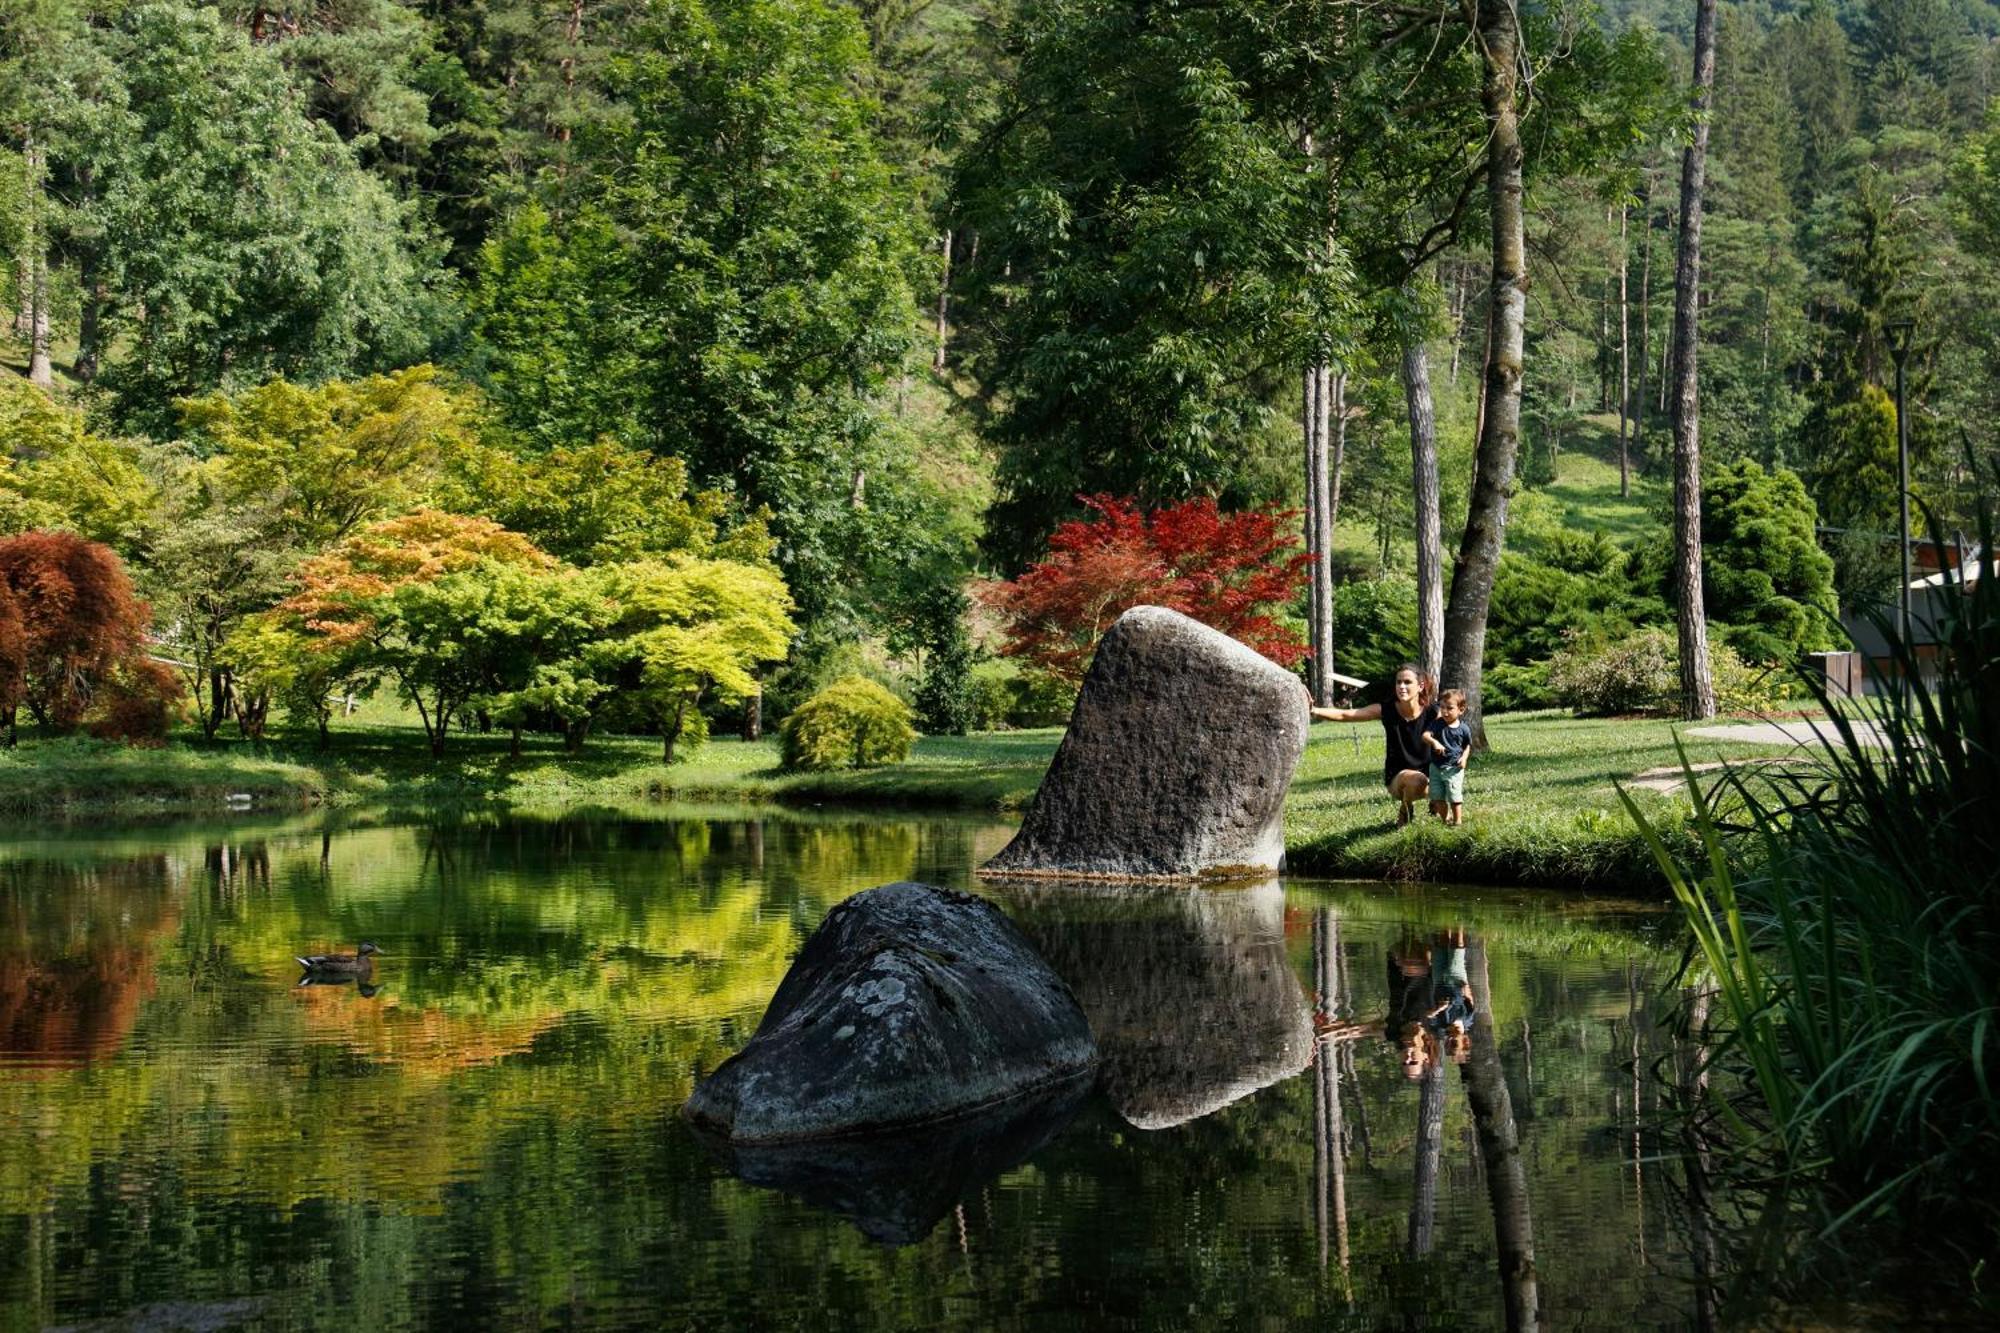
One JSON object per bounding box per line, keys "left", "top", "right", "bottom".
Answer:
{"left": 1547, "top": 628, "right": 1674, "bottom": 715}
{"left": 965, "top": 661, "right": 1018, "bottom": 731}
{"left": 1007, "top": 668, "right": 1077, "bottom": 728}
{"left": 1548, "top": 628, "right": 1787, "bottom": 716}
{"left": 780, "top": 676, "right": 917, "bottom": 771}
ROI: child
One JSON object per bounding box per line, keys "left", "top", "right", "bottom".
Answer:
{"left": 1423, "top": 928, "right": 1477, "bottom": 1062}
{"left": 1423, "top": 688, "right": 1472, "bottom": 825}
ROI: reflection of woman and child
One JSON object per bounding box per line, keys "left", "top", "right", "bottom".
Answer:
{"left": 1310, "top": 664, "right": 1472, "bottom": 827}
{"left": 1398, "top": 929, "right": 1476, "bottom": 1076}
{"left": 1313, "top": 929, "right": 1477, "bottom": 1076}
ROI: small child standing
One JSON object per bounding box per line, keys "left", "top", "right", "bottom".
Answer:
{"left": 1423, "top": 688, "right": 1472, "bottom": 825}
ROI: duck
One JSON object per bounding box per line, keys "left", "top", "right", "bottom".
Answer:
{"left": 295, "top": 942, "right": 383, "bottom": 978}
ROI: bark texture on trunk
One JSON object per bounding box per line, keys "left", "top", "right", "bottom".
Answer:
{"left": 1464, "top": 941, "right": 1540, "bottom": 1333}
{"left": 1617, "top": 202, "right": 1631, "bottom": 498}
{"left": 24, "top": 140, "right": 51, "bottom": 389}
{"left": 1671, "top": 0, "right": 1718, "bottom": 720}
{"left": 1303, "top": 360, "right": 1336, "bottom": 703}
{"left": 1441, "top": 0, "right": 1526, "bottom": 744}
{"left": 1402, "top": 316, "right": 1445, "bottom": 682}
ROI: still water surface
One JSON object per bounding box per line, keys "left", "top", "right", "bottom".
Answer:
{"left": 0, "top": 809, "right": 1698, "bottom": 1330}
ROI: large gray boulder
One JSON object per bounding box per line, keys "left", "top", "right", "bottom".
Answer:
{"left": 981, "top": 606, "right": 1311, "bottom": 880}
{"left": 683, "top": 882, "right": 1096, "bottom": 1142}
{"left": 994, "top": 877, "right": 1312, "bottom": 1129}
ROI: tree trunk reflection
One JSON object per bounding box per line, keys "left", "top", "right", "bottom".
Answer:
{"left": 1463, "top": 940, "right": 1540, "bottom": 1331}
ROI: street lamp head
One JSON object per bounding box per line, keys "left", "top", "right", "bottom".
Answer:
{"left": 1886, "top": 319, "right": 1916, "bottom": 367}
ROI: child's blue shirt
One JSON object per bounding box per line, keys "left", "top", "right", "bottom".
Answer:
{"left": 1425, "top": 718, "right": 1471, "bottom": 767}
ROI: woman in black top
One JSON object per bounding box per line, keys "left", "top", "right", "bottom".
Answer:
{"left": 1309, "top": 663, "right": 1437, "bottom": 826}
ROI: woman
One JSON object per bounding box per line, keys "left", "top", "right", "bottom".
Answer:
{"left": 1310, "top": 663, "right": 1437, "bottom": 827}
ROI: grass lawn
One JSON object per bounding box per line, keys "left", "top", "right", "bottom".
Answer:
{"left": 0, "top": 705, "right": 1801, "bottom": 891}
{"left": 1283, "top": 710, "right": 1785, "bottom": 889}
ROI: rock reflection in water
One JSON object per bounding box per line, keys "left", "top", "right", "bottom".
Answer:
{"left": 992, "top": 877, "right": 1313, "bottom": 1129}
{"left": 693, "top": 1073, "right": 1091, "bottom": 1245}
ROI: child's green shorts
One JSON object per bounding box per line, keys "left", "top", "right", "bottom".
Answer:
{"left": 1429, "top": 764, "right": 1465, "bottom": 803}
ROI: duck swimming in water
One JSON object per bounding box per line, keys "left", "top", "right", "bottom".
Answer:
{"left": 295, "top": 942, "right": 383, "bottom": 979}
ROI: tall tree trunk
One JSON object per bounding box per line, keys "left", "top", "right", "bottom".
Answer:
{"left": 1442, "top": 0, "right": 1527, "bottom": 744}
{"left": 933, "top": 229, "right": 953, "bottom": 373}
{"left": 1636, "top": 173, "right": 1653, "bottom": 451}
{"left": 1658, "top": 201, "right": 1674, "bottom": 415}
{"left": 1448, "top": 270, "right": 1466, "bottom": 386}
{"left": 1618, "top": 202, "right": 1632, "bottom": 497}
{"left": 1671, "top": 0, "right": 1718, "bottom": 721}
{"left": 10, "top": 255, "right": 27, "bottom": 339}
{"left": 1464, "top": 941, "right": 1540, "bottom": 1332}
{"left": 1303, "top": 359, "right": 1334, "bottom": 702}
{"left": 740, "top": 687, "right": 761, "bottom": 742}
{"left": 1598, "top": 211, "right": 1612, "bottom": 411}
{"left": 1403, "top": 312, "right": 1445, "bottom": 681}
{"left": 24, "top": 140, "right": 51, "bottom": 389}
{"left": 1328, "top": 371, "right": 1347, "bottom": 536}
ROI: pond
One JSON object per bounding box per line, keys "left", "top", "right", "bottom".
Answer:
{"left": 0, "top": 808, "right": 1704, "bottom": 1330}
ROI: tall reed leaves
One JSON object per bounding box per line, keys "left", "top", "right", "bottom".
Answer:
{"left": 1624, "top": 484, "right": 2000, "bottom": 1265}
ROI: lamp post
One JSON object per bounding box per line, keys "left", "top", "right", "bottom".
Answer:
{"left": 1886, "top": 319, "right": 1915, "bottom": 660}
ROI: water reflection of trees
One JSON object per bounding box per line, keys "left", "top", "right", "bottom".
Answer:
{"left": 0, "top": 857, "right": 182, "bottom": 1070}
{"left": 0, "top": 823, "right": 1705, "bottom": 1331}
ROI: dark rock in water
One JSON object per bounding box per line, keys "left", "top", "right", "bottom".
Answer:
{"left": 694, "top": 1075, "right": 1090, "bottom": 1245}
{"left": 683, "top": 882, "right": 1097, "bottom": 1142}
{"left": 995, "top": 877, "right": 1312, "bottom": 1129}
{"left": 979, "top": 606, "right": 1310, "bottom": 880}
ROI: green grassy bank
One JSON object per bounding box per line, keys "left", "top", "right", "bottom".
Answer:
{"left": 0, "top": 709, "right": 1791, "bottom": 890}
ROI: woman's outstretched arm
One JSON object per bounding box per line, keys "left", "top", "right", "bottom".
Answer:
{"left": 1310, "top": 703, "right": 1382, "bottom": 723}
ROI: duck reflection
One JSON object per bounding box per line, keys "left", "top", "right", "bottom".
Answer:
{"left": 991, "top": 877, "right": 1314, "bottom": 1130}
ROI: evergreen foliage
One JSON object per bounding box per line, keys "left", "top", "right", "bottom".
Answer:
{"left": 779, "top": 675, "right": 917, "bottom": 770}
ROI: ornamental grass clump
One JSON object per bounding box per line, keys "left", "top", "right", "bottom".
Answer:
{"left": 780, "top": 676, "right": 917, "bottom": 771}
{"left": 1622, "top": 491, "right": 2000, "bottom": 1296}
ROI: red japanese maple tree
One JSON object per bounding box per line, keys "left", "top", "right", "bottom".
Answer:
{"left": 0, "top": 530, "right": 179, "bottom": 740}
{"left": 980, "top": 495, "right": 1309, "bottom": 682}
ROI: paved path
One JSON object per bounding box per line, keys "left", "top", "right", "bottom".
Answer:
{"left": 1684, "top": 718, "right": 1890, "bottom": 749}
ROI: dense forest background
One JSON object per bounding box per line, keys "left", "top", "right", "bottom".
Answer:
{"left": 0, "top": 0, "right": 1994, "bottom": 735}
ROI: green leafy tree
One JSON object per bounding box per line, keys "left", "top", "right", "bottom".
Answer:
{"left": 952, "top": 0, "right": 1355, "bottom": 565}
{"left": 583, "top": 558, "right": 796, "bottom": 762}
{"left": 270, "top": 509, "right": 555, "bottom": 752}
{"left": 177, "top": 365, "right": 480, "bottom": 548}
{"left": 144, "top": 497, "right": 299, "bottom": 739}
{"left": 438, "top": 435, "right": 770, "bottom": 567}
{"left": 467, "top": 0, "right": 923, "bottom": 628}
{"left": 73, "top": 4, "right": 438, "bottom": 429}
{"left": 372, "top": 557, "right": 606, "bottom": 757}
{"left": 0, "top": 378, "right": 159, "bottom": 551}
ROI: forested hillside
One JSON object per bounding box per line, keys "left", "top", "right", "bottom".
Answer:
{"left": 0, "top": 0, "right": 1994, "bottom": 739}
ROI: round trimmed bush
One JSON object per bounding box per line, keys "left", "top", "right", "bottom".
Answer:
{"left": 780, "top": 676, "right": 918, "bottom": 771}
